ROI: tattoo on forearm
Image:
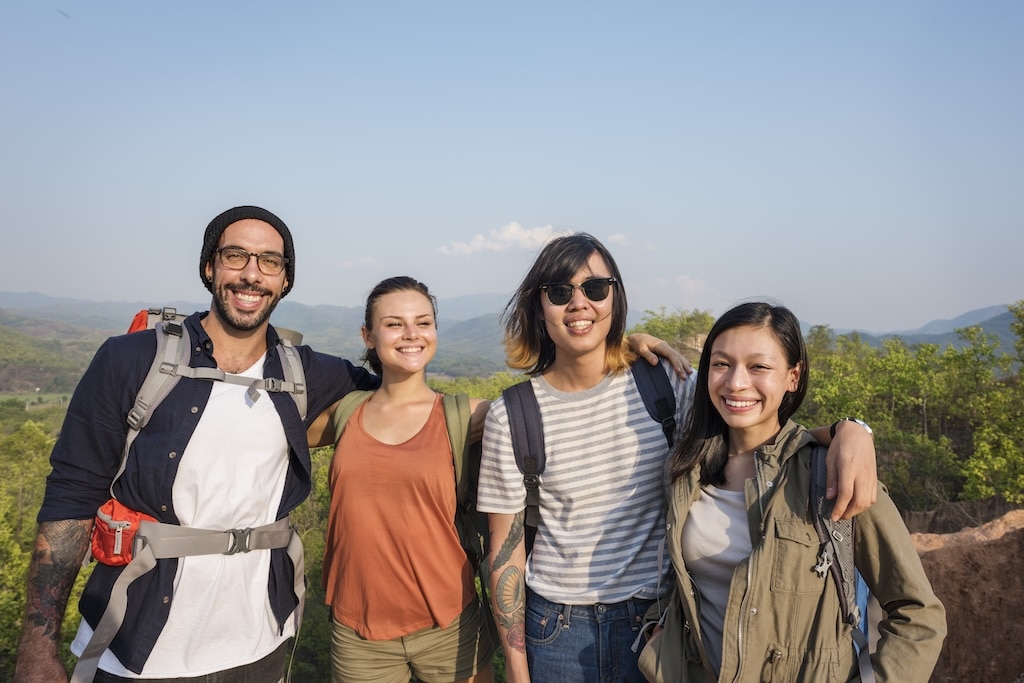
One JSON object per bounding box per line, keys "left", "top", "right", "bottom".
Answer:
{"left": 495, "top": 566, "right": 527, "bottom": 653}
{"left": 492, "top": 511, "right": 524, "bottom": 569}
{"left": 25, "top": 521, "right": 90, "bottom": 642}
{"left": 489, "top": 512, "right": 528, "bottom": 655}
{"left": 496, "top": 565, "right": 525, "bottom": 615}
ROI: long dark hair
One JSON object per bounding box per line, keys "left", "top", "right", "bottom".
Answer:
{"left": 502, "top": 233, "right": 633, "bottom": 375}
{"left": 361, "top": 276, "right": 437, "bottom": 375}
{"left": 670, "top": 301, "right": 808, "bottom": 485}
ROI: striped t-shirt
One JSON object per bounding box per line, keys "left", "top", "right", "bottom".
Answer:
{"left": 477, "top": 360, "right": 694, "bottom": 604}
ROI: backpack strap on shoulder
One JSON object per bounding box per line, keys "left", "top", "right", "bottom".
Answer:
{"left": 441, "top": 393, "right": 498, "bottom": 643}
{"left": 441, "top": 393, "right": 472, "bottom": 505}
{"left": 630, "top": 359, "right": 677, "bottom": 447}
{"left": 114, "top": 320, "right": 190, "bottom": 498}
{"left": 331, "top": 390, "right": 375, "bottom": 444}
{"left": 275, "top": 339, "right": 307, "bottom": 420}
{"left": 502, "top": 380, "right": 544, "bottom": 552}
{"left": 810, "top": 445, "right": 876, "bottom": 683}
{"left": 117, "top": 317, "right": 309, "bottom": 496}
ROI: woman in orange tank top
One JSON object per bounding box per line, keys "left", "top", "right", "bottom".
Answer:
{"left": 308, "top": 276, "right": 495, "bottom": 683}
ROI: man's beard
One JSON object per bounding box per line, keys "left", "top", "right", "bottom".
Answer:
{"left": 211, "top": 282, "right": 282, "bottom": 332}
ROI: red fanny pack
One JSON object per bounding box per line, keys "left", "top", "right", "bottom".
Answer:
{"left": 92, "top": 499, "right": 157, "bottom": 566}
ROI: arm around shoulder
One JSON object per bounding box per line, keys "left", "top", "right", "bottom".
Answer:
{"left": 809, "top": 418, "right": 878, "bottom": 520}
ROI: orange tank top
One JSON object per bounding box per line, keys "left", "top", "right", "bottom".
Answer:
{"left": 322, "top": 394, "right": 474, "bottom": 640}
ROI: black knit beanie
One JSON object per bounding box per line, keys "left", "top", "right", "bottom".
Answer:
{"left": 200, "top": 206, "right": 295, "bottom": 297}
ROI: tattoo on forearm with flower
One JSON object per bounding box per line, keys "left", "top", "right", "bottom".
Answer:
{"left": 496, "top": 565, "right": 526, "bottom": 653}
{"left": 491, "top": 513, "right": 527, "bottom": 653}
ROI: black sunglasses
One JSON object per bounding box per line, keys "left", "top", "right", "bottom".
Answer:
{"left": 540, "top": 277, "right": 618, "bottom": 306}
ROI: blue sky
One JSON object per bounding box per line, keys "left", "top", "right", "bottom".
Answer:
{"left": 2, "top": 1, "right": 1021, "bottom": 333}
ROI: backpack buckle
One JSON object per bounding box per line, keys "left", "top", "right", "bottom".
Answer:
{"left": 264, "top": 377, "right": 283, "bottom": 393}
{"left": 225, "top": 527, "right": 254, "bottom": 554}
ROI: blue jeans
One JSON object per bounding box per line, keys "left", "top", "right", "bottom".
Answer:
{"left": 526, "top": 589, "right": 654, "bottom": 683}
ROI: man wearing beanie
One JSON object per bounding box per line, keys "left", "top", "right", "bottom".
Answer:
{"left": 14, "top": 206, "right": 380, "bottom": 683}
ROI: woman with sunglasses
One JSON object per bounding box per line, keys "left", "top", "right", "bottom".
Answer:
{"left": 476, "top": 233, "right": 879, "bottom": 683}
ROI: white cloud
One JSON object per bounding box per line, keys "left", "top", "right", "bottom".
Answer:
{"left": 340, "top": 256, "right": 378, "bottom": 269}
{"left": 672, "top": 274, "right": 713, "bottom": 298}
{"left": 436, "top": 222, "right": 565, "bottom": 256}
{"left": 630, "top": 272, "right": 733, "bottom": 316}
{"left": 606, "top": 233, "right": 629, "bottom": 246}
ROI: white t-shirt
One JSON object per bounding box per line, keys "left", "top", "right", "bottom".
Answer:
{"left": 477, "top": 360, "right": 694, "bottom": 604}
{"left": 682, "top": 485, "right": 752, "bottom": 676}
{"left": 73, "top": 353, "right": 293, "bottom": 677}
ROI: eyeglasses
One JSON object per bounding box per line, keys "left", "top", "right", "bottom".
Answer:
{"left": 215, "top": 247, "right": 289, "bottom": 276}
{"left": 540, "top": 277, "right": 617, "bottom": 306}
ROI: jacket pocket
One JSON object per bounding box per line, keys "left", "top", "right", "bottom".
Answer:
{"left": 760, "top": 643, "right": 849, "bottom": 682}
{"left": 770, "top": 518, "right": 825, "bottom": 595}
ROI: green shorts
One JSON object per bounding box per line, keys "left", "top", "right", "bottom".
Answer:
{"left": 330, "top": 598, "right": 496, "bottom": 683}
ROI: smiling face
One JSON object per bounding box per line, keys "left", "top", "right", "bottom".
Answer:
{"left": 361, "top": 288, "right": 438, "bottom": 378}
{"left": 706, "top": 323, "right": 802, "bottom": 450}
{"left": 204, "top": 218, "right": 289, "bottom": 333}
{"left": 540, "top": 251, "right": 616, "bottom": 366}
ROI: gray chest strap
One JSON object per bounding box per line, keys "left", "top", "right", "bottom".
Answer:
{"left": 70, "top": 517, "right": 303, "bottom": 683}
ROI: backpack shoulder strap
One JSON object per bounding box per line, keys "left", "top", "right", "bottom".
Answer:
{"left": 331, "top": 390, "right": 375, "bottom": 444}
{"left": 810, "top": 444, "right": 876, "bottom": 683}
{"left": 502, "top": 379, "right": 544, "bottom": 549}
{"left": 113, "top": 320, "right": 190, "bottom": 497}
{"left": 276, "top": 339, "right": 307, "bottom": 420}
{"left": 441, "top": 393, "right": 498, "bottom": 642}
{"left": 630, "top": 359, "right": 677, "bottom": 447}
{"left": 114, "top": 311, "right": 308, "bottom": 500}
{"left": 441, "top": 393, "right": 473, "bottom": 506}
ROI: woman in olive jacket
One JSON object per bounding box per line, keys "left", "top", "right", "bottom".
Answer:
{"left": 641, "top": 302, "right": 945, "bottom": 683}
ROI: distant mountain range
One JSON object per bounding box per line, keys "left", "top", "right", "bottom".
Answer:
{"left": 0, "top": 291, "right": 1017, "bottom": 392}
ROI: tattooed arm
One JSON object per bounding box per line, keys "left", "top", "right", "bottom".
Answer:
{"left": 488, "top": 511, "right": 531, "bottom": 683}
{"left": 14, "top": 519, "right": 93, "bottom": 683}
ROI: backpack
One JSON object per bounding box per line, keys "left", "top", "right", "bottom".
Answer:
{"left": 331, "top": 390, "right": 496, "bottom": 639}
{"left": 501, "top": 359, "right": 677, "bottom": 553}
{"left": 810, "top": 444, "right": 876, "bottom": 683}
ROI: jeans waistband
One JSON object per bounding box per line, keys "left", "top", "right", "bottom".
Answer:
{"left": 527, "top": 588, "right": 654, "bottom": 629}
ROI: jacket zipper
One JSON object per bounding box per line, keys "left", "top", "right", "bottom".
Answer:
{"left": 733, "top": 448, "right": 771, "bottom": 683}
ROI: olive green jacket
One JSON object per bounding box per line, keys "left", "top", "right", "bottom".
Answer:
{"left": 640, "top": 421, "right": 945, "bottom": 683}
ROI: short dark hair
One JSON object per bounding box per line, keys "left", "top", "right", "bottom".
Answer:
{"left": 361, "top": 276, "right": 437, "bottom": 375}
{"left": 670, "top": 301, "right": 808, "bottom": 485}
